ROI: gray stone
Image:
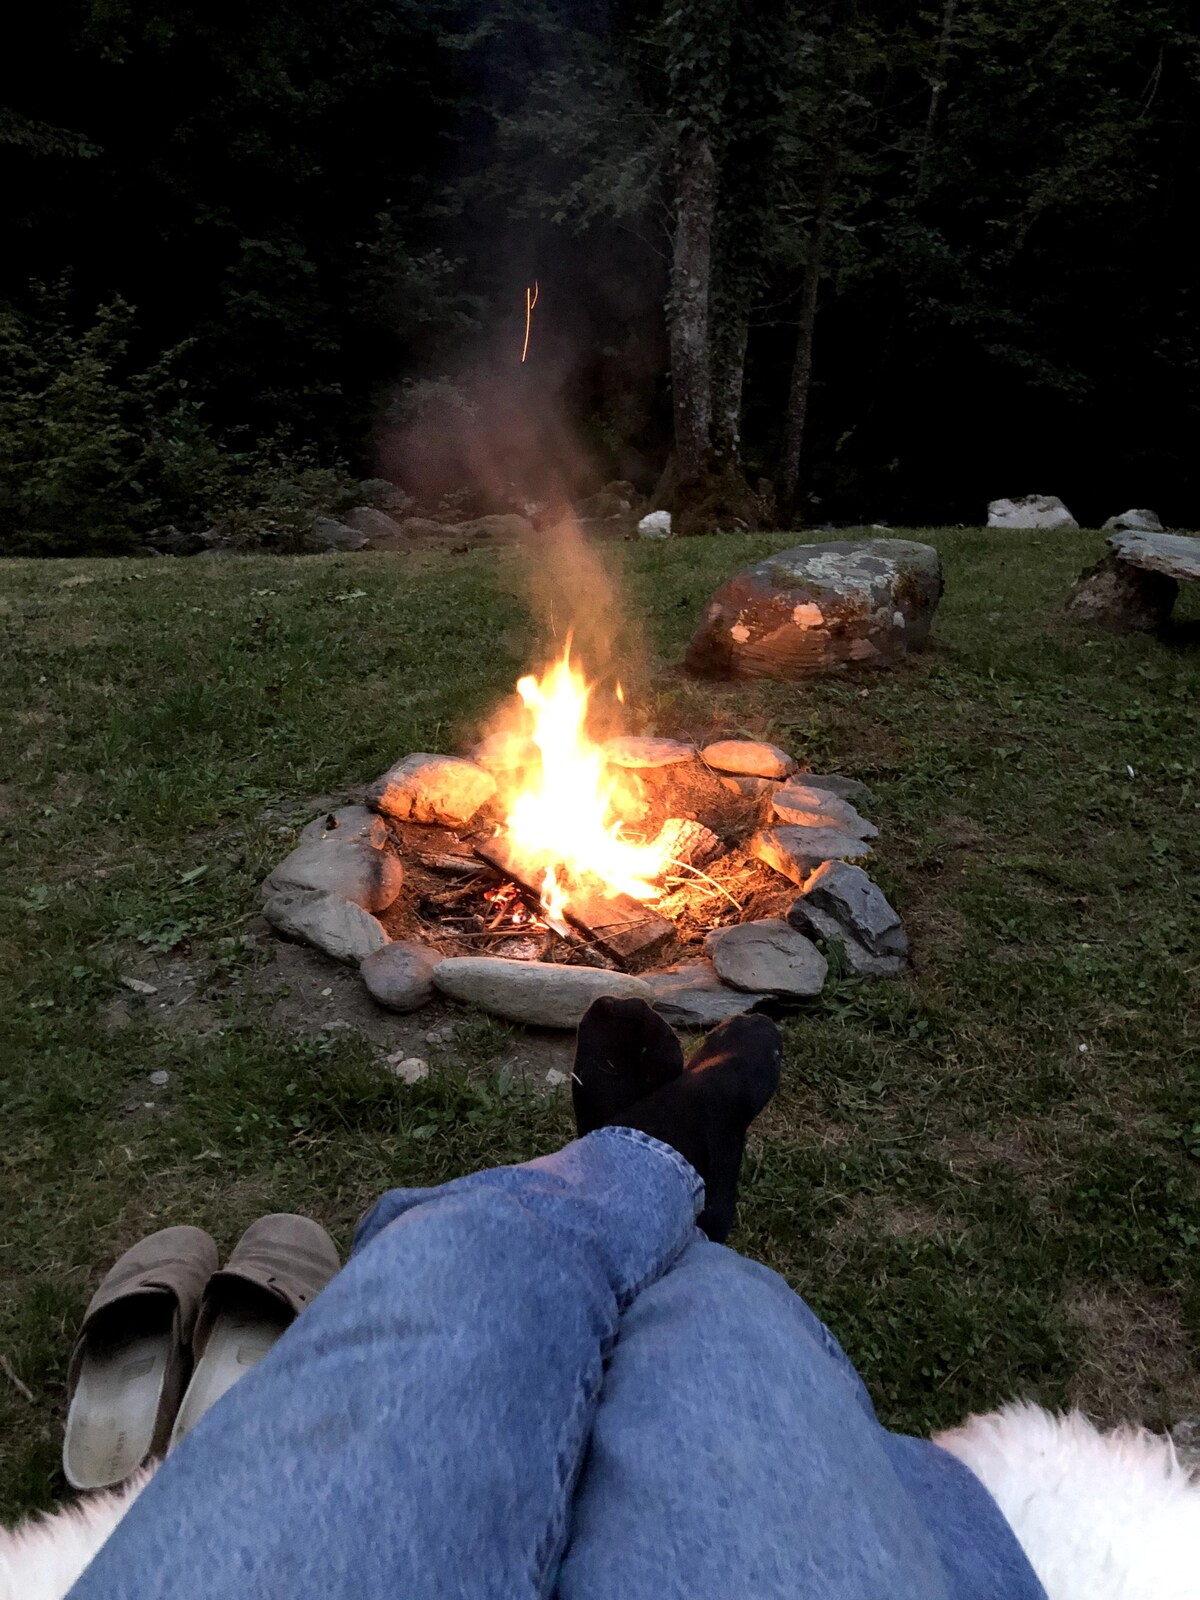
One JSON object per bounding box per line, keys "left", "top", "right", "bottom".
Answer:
{"left": 368, "top": 753, "right": 497, "bottom": 826}
{"left": 701, "top": 739, "right": 795, "bottom": 779}
{"left": 684, "top": 540, "right": 943, "bottom": 679}
{"left": 800, "top": 861, "right": 907, "bottom": 957}
{"left": 263, "top": 838, "right": 404, "bottom": 913}
{"left": 705, "top": 919, "right": 827, "bottom": 998}
{"left": 642, "top": 960, "right": 768, "bottom": 1026}
{"left": 148, "top": 1070, "right": 170, "bottom": 1087}
{"left": 299, "top": 805, "right": 389, "bottom": 848}
{"left": 1101, "top": 508, "right": 1163, "bottom": 534}
{"left": 264, "top": 890, "right": 388, "bottom": 964}
{"left": 1066, "top": 544, "right": 1184, "bottom": 633}
{"left": 751, "top": 825, "right": 872, "bottom": 886}
{"left": 604, "top": 737, "right": 696, "bottom": 769}
{"left": 1109, "top": 528, "right": 1200, "bottom": 583}
{"left": 986, "top": 495, "right": 1078, "bottom": 531}
{"left": 344, "top": 506, "right": 408, "bottom": 547}
{"left": 771, "top": 783, "right": 878, "bottom": 840}
{"left": 786, "top": 899, "right": 906, "bottom": 978}
{"left": 360, "top": 941, "right": 440, "bottom": 1012}
{"left": 719, "top": 774, "right": 778, "bottom": 800}
{"left": 545, "top": 1068, "right": 568, "bottom": 1087}
{"left": 432, "top": 958, "right": 652, "bottom": 1028}
{"left": 309, "top": 516, "right": 369, "bottom": 552}
{"left": 798, "top": 773, "right": 873, "bottom": 803}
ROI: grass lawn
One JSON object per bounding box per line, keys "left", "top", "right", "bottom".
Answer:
{"left": 2, "top": 527, "right": 1198, "bottom": 1520}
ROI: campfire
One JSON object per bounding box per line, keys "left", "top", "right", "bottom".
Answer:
{"left": 259, "top": 644, "right": 908, "bottom": 1029}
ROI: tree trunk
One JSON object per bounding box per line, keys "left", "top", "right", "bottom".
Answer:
{"left": 710, "top": 307, "right": 748, "bottom": 461}
{"left": 669, "top": 128, "right": 717, "bottom": 477}
{"left": 779, "top": 213, "right": 829, "bottom": 521}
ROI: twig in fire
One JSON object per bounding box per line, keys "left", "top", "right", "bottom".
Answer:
{"left": 659, "top": 857, "right": 744, "bottom": 914}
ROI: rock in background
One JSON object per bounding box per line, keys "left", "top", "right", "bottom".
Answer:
{"left": 987, "top": 495, "right": 1078, "bottom": 530}
{"left": 684, "top": 540, "right": 943, "bottom": 679}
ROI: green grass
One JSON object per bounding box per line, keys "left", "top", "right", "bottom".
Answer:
{"left": 2, "top": 529, "right": 1198, "bottom": 1519}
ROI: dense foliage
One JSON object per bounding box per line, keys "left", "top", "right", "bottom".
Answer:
{"left": 3, "top": 0, "right": 1198, "bottom": 549}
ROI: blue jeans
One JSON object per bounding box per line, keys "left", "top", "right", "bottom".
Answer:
{"left": 68, "top": 1131, "right": 1043, "bottom": 1600}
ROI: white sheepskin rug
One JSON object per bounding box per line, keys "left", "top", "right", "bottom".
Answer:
{"left": 935, "top": 1401, "right": 1200, "bottom": 1600}
{"left": 3, "top": 1406, "right": 1198, "bottom": 1599}
{"left": 0, "top": 1468, "right": 151, "bottom": 1600}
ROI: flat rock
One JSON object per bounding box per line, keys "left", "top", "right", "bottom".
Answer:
{"left": 263, "top": 838, "right": 404, "bottom": 912}
{"left": 986, "top": 495, "right": 1078, "bottom": 531}
{"left": 432, "top": 958, "right": 652, "bottom": 1029}
{"left": 264, "top": 890, "right": 388, "bottom": 965}
{"left": 705, "top": 919, "right": 827, "bottom": 998}
{"left": 786, "top": 900, "right": 906, "bottom": 978}
{"left": 796, "top": 861, "right": 907, "bottom": 957}
{"left": 751, "top": 825, "right": 872, "bottom": 885}
{"left": 309, "top": 516, "right": 369, "bottom": 552}
{"left": 641, "top": 959, "right": 768, "bottom": 1026}
{"left": 701, "top": 739, "right": 795, "bottom": 779}
{"left": 1066, "top": 551, "right": 1179, "bottom": 632}
{"left": 684, "top": 539, "right": 943, "bottom": 679}
{"left": 800, "top": 773, "right": 873, "bottom": 803}
{"left": 1108, "top": 529, "right": 1200, "bottom": 583}
{"left": 346, "top": 506, "right": 411, "bottom": 548}
{"left": 1101, "top": 508, "right": 1163, "bottom": 534}
{"left": 369, "top": 753, "right": 496, "bottom": 826}
{"left": 772, "top": 783, "right": 878, "bottom": 840}
{"left": 604, "top": 737, "right": 696, "bottom": 769}
{"left": 299, "top": 805, "right": 389, "bottom": 848}
{"left": 360, "top": 941, "right": 440, "bottom": 1012}
{"left": 719, "top": 774, "right": 777, "bottom": 800}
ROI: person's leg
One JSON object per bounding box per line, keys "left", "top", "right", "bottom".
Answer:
{"left": 67, "top": 1130, "right": 702, "bottom": 1600}
{"left": 558, "top": 1238, "right": 957, "bottom": 1600}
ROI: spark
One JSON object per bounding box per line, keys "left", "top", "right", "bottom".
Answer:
{"left": 521, "top": 280, "right": 539, "bottom": 363}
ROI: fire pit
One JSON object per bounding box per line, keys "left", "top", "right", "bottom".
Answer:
{"left": 259, "top": 647, "right": 908, "bottom": 1029}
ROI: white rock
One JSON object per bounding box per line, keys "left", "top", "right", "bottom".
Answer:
{"left": 701, "top": 740, "right": 795, "bottom": 779}
{"left": 264, "top": 890, "right": 388, "bottom": 965}
{"left": 637, "top": 510, "right": 673, "bottom": 539}
{"left": 148, "top": 1070, "right": 170, "bottom": 1086}
{"left": 368, "top": 753, "right": 496, "bottom": 827}
{"left": 387, "top": 1055, "right": 430, "bottom": 1084}
{"left": 1102, "top": 508, "right": 1164, "bottom": 533}
{"left": 545, "top": 1069, "right": 568, "bottom": 1087}
{"left": 432, "top": 958, "right": 652, "bottom": 1028}
{"left": 705, "top": 919, "right": 827, "bottom": 997}
{"left": 986, "top": 495, "right": 1078, "bottom": 531}
{"left": 121, "top": 976, "right": 158, "bottom": 995}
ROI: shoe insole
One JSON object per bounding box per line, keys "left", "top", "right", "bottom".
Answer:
{"left": 170, "top": 1288, "right": 291, "bottom": 1447}
{"left": 63, "top": 1300, "right": 173, "bottom": 1491}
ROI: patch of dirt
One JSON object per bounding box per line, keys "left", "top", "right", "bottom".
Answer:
{"left": 1062, "top": 1281, "right": 1200, "bottom": 1428}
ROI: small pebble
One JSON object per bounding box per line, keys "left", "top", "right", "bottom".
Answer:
{"left": 121, "top": 976, "right": 158, "bottom": 995}
{"left": 149, "top": 1070, "right": 170, "bottom": 1087}
{"left": 387, "top": 1055, "right": 430, "bottom": 1084}
{"left": 545, "top": 1069, "right": 567, "bottom": 1087}
{"left": 320, "top": 986, "right": 332, "bottom": 997}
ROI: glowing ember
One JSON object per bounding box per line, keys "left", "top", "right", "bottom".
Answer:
{"left": 495, "top": 647, "right": 667, "bottom": 918}
{"left": 521, "top": 280, "right": 539, "bottom": 363}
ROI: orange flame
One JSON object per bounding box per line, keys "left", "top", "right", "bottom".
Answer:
{"left": 495, "top": 646, "right": 666, "bottom": 917}
{"left": 521, "top": 280, "right": 539, "bottom": 363}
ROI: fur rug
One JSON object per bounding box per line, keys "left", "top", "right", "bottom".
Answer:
{"left": 3, "top": 1407, "right": 1198, "bottom": 1599}
{"left": 935, "top": 1402, "right": 1200, "bottom": 1600}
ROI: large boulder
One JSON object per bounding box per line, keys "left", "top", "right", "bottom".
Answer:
{"left": 1066, "top": 529, "right": 1200, "bottom": 631}
{"left": 986, "top": 495, "right": 1078, "bottom": 531}
{"left": 1102, "top": 508, "right": 1163, "bottom": 534}
{"left": 684, "top": 539, "right": 943, "bottom": 679}
{"left": 346, "top": 506, "right": 411, "bottom": 548}
{"left": 308, "top": 516, "right": 369, "bottom": 552}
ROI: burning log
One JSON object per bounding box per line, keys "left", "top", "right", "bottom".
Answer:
{"left": 652, "top": 817, "right": 723, "bottom": 871}
{"left": 473, "top": 835, "right": 673, "bottom": 966}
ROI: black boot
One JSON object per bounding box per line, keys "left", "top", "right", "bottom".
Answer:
{"left": 572, "top": 996, "right": 684, "bottom": 1137}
